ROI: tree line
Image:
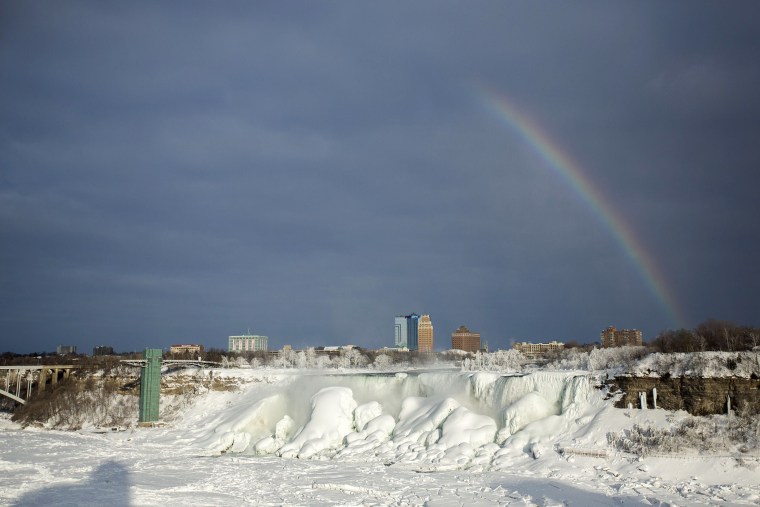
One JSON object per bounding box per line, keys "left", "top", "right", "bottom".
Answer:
{"left": 650, "top": 319, "right": 760, "bottom": 353}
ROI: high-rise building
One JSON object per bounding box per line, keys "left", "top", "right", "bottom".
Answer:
{"left": 451, "top": 325, "right": 480, "bottom": 352}
{"left": 394, "top": 316, "right": 408, "bottom": 349}
{"left": 395, "top": 314, "right": 420, "bottom": 350}
{"left": 406, "top": 313, "right": 420, "bottom": 350}
{"left": 600, "top": 326, "right": 642, "bottom": 347}
{"left": 228, "top": 334, "right": 268, "bottom": 353}
{"left": 418, "top": 314, "right": 434, "bottom": 352}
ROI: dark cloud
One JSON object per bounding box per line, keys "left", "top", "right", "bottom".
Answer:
{"left": 2, "top": 2, "right": 759, "bottom": 353}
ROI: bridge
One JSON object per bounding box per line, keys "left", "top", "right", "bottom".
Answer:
{"left": 121, "top": 349, "right": 220, "bottom": 424}
{"left": 1, "top": 351, "right": 219, "bottom": 423}
{"left": 0, "top": 365, "right": 75, "bottom": 404}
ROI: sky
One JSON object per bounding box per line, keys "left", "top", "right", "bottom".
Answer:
{"left": 1, "top": 2, "right": 759, "bottom": 354}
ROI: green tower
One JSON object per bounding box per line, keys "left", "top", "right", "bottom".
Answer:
{"left": 138, "top": 348, "right": 162, "bottom": 423}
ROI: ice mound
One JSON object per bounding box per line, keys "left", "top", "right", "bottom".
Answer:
{"left": 278, "top": 386, "right": 357, "bottom": 458}
{"left": 498, "top": 391, "right": 557, "bottom": 443}
{"left": 438, "top": 406, "right": 497, "bottom": 448}
{"left": 394, "top": 396, "right": 460, "bottom": 440}
{"left": 354, "top": 401, "right": 383, "bottom": 431}
{"left": 196, "top": 394, "right": 284, "bottom": 453}
{"left": 253, "top": 415, "right": 295, "bottom": 455}
{"left": 192, "top": 370, "right": 601, "bottom": 467}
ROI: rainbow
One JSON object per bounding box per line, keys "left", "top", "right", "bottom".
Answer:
{"left": 477, "top": 86, "right": 684, "bottom": 329}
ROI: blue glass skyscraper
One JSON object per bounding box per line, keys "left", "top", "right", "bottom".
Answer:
{"left": 406, "top": 313, "right": 419, "bottom": 351}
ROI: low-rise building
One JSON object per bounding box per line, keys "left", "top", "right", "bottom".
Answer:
{"left": 512, "top": 341, "right": 564, "bottom": 357}
{"left": 169, "top": 344, "right": 204, "bottom": 355}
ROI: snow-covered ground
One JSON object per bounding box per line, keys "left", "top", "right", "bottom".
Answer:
{"left": 1, "top": 368, "right": 759, "bottom": 506}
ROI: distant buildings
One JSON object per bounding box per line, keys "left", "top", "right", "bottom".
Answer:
{"left": 418, "top": 314, "right": 434, "bottom": 352}
{"left": 512, "top": 341, "right": 564, "bottom": 357}
{"left": 92, "top": 346, "right": 114, "bottom": 356}
{"left": 451, "top": 325, "right": 481, "bottom": 353}
{"left": 395, "top": 313, "right": 435, "bottom": 351}
{"left": 600, "top": 326, "right": 642, "bottom": 347}
{"left": 170, "top": 344, "right": 204, "bottom": 355}
{"left": 56, "top": 345, "right": 76, "bottom": 355}
{"left": 228, "top": 334, "right": 268, "bottom": 353}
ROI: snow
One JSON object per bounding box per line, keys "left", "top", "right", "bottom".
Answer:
{"left": 2, "top": 367, "right": 760, "bottom": 505}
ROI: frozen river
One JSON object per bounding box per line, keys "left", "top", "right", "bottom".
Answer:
{"left": 0, "top": 428, "right": 671, "bottom": 506}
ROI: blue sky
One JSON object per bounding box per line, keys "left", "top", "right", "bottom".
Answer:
{"left": 1, "top": 2, "right": 759, "bottom": 353}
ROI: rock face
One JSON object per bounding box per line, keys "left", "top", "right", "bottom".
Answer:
{"left": 607, "top": 376, "right": 760, "bottom": 416}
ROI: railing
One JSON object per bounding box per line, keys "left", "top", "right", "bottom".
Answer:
{"left": 559, "top": 447, "right": 608, "bottom": 458}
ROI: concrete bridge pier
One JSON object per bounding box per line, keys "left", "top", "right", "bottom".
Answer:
{"left": 38, "top": 368, "right": 47, "bottom": 393}
{"left": 0, "top": 365, "right": 75, "bottom": 405}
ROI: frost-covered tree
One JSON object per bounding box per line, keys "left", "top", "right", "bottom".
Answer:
{"left": 315, "top": 355, "right": 331, "bottom": 369}
{"left": 305, "top": 347, "right": 318, "bottom": 368}
{"left": 373, "top": 354, "right": 392, "bottom": 370}
{"left": 331, "top": 354, "right": 350, "bottom": 369}
{"left": 345, "top": 348, "right": 368, "bottom": 367}
{"left": 270, "top": 347, "right": 297, "bottom": 369}
{"left": 461, "top": 349, "right": 523, "bottom": 372}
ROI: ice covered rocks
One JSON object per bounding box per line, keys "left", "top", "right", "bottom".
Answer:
{"left": 354, "top": 401, "right": 383, "bottom": 432}
{"left": 277, "top": 387, "right": 357, "bottom": 458}
{"left": 253, "top": 415, "right": 295, "bottom": 455}
{"left": 499, "top": 391, "right": 556, "bottom": 441}
{"left": 393, "top": 397, "right": 460, "bottom": 441}
{"left": 438, "top": 406, "right": 497, "bottom": 449}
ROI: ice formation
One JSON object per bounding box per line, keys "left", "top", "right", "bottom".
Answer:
{"left": 189, "top": 370, "right": 604, "bottom": 468}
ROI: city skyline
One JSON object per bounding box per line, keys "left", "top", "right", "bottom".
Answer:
{"left": 2, "top": 3, "right": 759, "bottom": 354}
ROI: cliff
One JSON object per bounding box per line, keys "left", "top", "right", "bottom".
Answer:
{"left": 607, "top": 375, "right": 760, "bottom": 415}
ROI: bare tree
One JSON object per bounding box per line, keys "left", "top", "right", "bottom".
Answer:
{"left": 724, "top": 328, "right": 736, "bottom": 352}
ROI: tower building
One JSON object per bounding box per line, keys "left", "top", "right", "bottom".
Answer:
{"left": 406, "top": 313, "right": 420, "bottom": 351}
{"left": 418, "top": 314, "right": 434, "bottom": 352}
{"left": 394, "top": 313, "right": 420, "bottom": 350}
